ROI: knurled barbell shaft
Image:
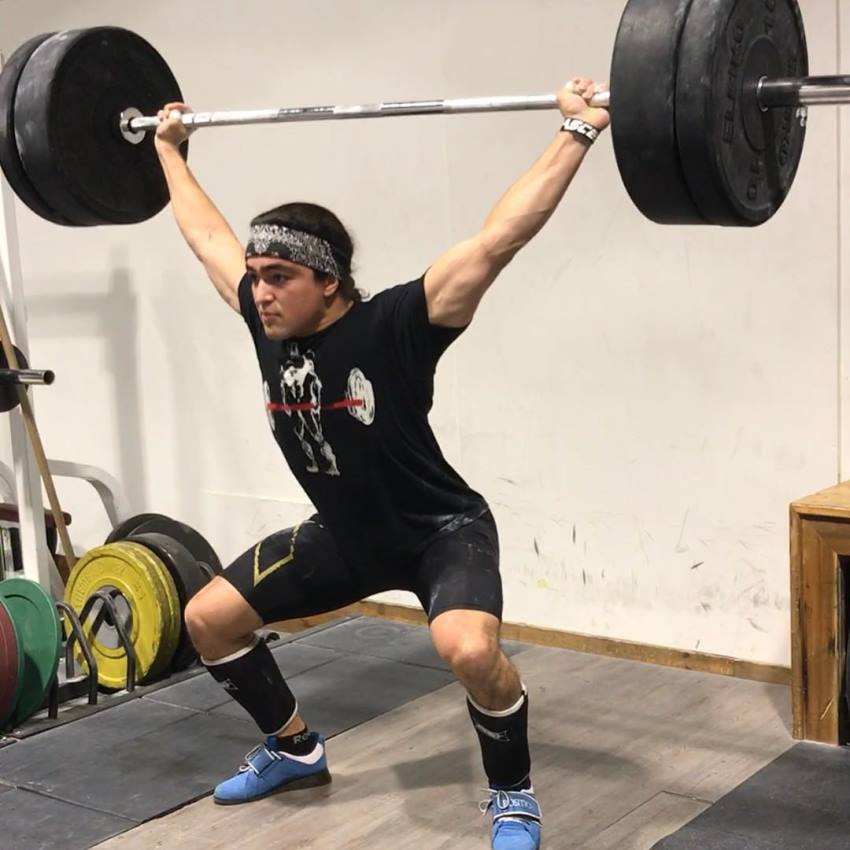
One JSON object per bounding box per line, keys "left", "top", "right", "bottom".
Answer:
{"left": 120, "top": 75, "right": 850, "bottom": 139}
{"left": 122, "top": 93, "right": 609, "bottom": 135}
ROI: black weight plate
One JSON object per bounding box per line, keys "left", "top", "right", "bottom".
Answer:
{"left": 675, "top": 0, "right": 808, "bottom": 226}
{"left": 15, "top": 27, "right": 187, "bottom": 226}
{"left": 197, "top": 562, "right": 217, "bottom": 582}
{"left": 128, "top": 532, "right": 206, "bottom": 672}
{"left": 610, "top": 0, "right": 705, "bottom": 225}
{"left": 0, "top": 33, "right": 73, "bottom": 225}
{"left": 106, "top": 513, "right": 223, "bottom": 577}
{"left": 0, "top": 345, "right": 28, "bottom": 412}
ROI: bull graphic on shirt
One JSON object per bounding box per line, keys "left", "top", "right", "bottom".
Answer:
{"left": 280, "top": 347, "right": 340, "bottom": 477}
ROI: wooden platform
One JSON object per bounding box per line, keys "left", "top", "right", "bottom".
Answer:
{"left": 94, "top": 645, "right": 793, "bottom": 850}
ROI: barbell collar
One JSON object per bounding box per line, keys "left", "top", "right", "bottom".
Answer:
{"left": 121, "top": 91, "right": 612, "bottom": 135}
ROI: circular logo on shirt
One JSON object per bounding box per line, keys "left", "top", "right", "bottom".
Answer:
{"left": 346, "top": 368, "right": 375, "bottom": 426}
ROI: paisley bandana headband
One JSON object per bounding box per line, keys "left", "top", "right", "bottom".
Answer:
{"left": 245, "top": 224, "right": 341, "bottom": 278}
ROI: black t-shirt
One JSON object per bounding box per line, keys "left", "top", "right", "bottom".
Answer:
{"left": 238, "top": 274, "right": 488, "bottom": 567}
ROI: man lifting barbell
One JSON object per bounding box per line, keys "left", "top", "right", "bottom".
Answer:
{"left": 154, "top": 77, "right": 608, "bottom": 850}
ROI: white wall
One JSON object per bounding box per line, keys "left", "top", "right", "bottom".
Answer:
{"left": 0, "top": 0, "right": 841, "bottom": 667}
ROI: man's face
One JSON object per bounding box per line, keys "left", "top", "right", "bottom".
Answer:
{"left": 247, "top": 256, "right": 332, "bottom": 340}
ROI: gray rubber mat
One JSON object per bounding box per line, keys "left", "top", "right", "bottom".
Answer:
{"left": 653, "top": 743, "right": 850, "bottom": 849}
{"left": 145, "top": 642, "right": 339, "bottom": 712}
{"left": 0, "top": 700, "right": 260, "bottom": 820}
{"left": 212, "top": 651, "right": 453, "bottom": 734}
{"left": 0, "top": 783, "right": 132, "bottom": 850}
{"left": 0, "top": 616, "right": 500, "bottom": 849}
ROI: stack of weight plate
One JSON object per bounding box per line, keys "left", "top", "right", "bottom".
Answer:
{"left": 0, "top": 28, "right": 185, "bottom": 226}
{"left": 64, "top": 514, "right": 221, "bottom": 690}
{"left": 0, "top": 577, "right": 61, "bottom": 729}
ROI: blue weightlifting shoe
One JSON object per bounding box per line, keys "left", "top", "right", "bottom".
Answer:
{"left": 481, "top": 788, "right": 542, "bottom": 850}
{"left": 213, "top": 733, "right": 331, "bottom": 805}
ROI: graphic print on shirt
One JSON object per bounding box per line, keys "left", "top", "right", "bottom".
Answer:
{"left": 280, "top": 345, "right": 340, "bottom": 477}
{"left": 263, "top": 380, "right": 275, "bottom": 431}
{"left": 345, "top": 368, "right": 375, "bottom": 426}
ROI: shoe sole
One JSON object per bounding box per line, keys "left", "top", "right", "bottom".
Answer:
{"left": 213, "top": 768, "right": 332, "bottom": 806}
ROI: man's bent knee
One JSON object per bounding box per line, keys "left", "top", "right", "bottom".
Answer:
{"left": 184, "top": 577, "right": 262, "bottom": 659}
{"left": 438, "top": 634, "right": 501, "bottom": 684}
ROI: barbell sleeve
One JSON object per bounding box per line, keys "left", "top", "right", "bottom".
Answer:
{"left": 758, "top": 76, "right": 850, "bottom": 108}
{"left": 0, "top": 368, "right": 55, "bottom": 386}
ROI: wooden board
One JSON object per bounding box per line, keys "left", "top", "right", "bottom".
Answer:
{"left": 789, "top": 510, "right": 850, "bottom": 742}
{"left": 271, "top": 601, "right": 790, "bottom": 686}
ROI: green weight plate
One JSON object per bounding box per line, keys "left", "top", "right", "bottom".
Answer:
{"left": 0, "top": 597, "right": 22, "bottom": 728}
{"left": 0, "top": 577, "right": 60, "bottom": 727}
{"left": 107, "top": 512, "right": 223, "bottom": 576}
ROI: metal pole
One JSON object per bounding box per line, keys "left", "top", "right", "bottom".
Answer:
{"left": 121, "top": 75, "right": 850, "bottom": 139}
{"left": 122, "top": 91, "right": 611, "bottom": 135}
{"left": 0, "top": 52, "right": 58, "bottom": 594}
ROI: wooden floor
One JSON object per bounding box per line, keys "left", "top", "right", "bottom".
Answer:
{"left": 94, "top": 646, "right": 793, "bottom": 850}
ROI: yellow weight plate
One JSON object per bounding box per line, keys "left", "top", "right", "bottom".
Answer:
{"left": 64, "top": 542, "right": 180, "bottom": 689}
{"left": 142, "top": 543, "right": 181, "bottom": 678}
{"left": 120, "top": 541, "right": 180, "bottom": 680}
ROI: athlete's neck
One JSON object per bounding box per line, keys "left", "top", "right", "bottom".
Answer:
{"left": 313, "top": 296, "right": 354, "bottom": 333}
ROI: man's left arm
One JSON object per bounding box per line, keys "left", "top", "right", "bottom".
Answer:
{"left": 424, "top": 77, "right": 610, "bottom": 328}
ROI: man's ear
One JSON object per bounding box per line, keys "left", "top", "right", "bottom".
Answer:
{"left": 323, "top": 277, "right": 340, "bottom": 299}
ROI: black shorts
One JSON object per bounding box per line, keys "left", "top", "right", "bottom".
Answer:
{"left": 222, "top": 511, "right": 502, "bottom": 625}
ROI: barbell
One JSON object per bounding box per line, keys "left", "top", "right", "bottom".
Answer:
{"left": 0, "top": 0, "right": 839, "bottom": 229}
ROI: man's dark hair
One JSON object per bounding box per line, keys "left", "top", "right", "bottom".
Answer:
{"left": 250, "top": 202, "right": 362, "bottom": 303}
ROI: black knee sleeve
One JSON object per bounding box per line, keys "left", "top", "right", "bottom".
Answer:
{"left": 467, "top": 687, "right": 531, "bottom": 790}
{"left": 204, "top": 637, "right": 297, "bottom": 735}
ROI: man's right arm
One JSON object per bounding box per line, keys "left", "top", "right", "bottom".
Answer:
{"left": 155, "top": 103, "right": 244, "bottom": 313}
